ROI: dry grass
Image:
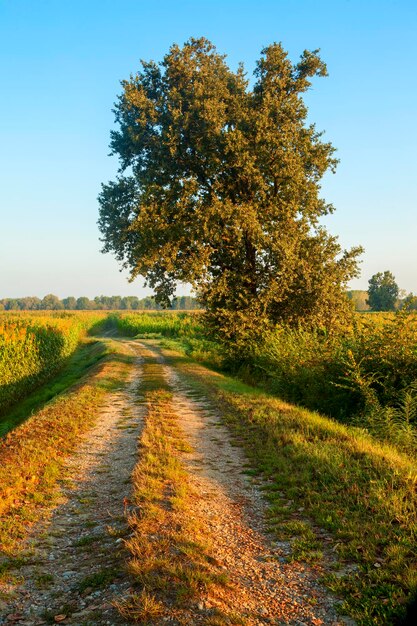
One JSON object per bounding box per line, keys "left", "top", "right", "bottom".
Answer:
{"left": 0, "top": 338, "right": 134, "bottom": 555}
{"left": 117, "top": 355, "right": 245, "bottom": 624}
{"left": 116, "top": 589, "right": 165, "bottom": 621}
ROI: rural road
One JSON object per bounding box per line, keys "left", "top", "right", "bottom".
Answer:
{"left": 0, "top": 338, "right": 355, "bottom": 626}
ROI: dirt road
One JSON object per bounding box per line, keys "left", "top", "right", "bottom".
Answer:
{"left": 0, "top": 338, "right": 354, "bottom": 626}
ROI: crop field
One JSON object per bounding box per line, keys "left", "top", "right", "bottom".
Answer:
{"left": 0, "top": 311, "right": 106, "bottom": 418}
{"left": 1, "top": 309, "right": 417, "bottom": 624}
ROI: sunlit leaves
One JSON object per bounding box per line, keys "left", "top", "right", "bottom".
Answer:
{"left": 98, "top": 37, "right": 362, "bottom": 341}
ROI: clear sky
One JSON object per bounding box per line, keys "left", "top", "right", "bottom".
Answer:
{"left": 1, "top": 0, "right": 416, "bottom": 299}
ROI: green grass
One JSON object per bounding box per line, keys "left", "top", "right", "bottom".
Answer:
{"left": 111, "top": 310, "right": 203, "bottom": 340}
{"left": 155, "top": 340, "right": 417, "bottom": 626}
{"left": 75, "top": 534, "right": 105, "bottom": 548}
{"left": 0, "top": 337, "right": 112, "bottom": 437}
{"left": 78, "top": 567, "right": 119, "bottom": 592}
{"left": 34, "top": 572, "right": 54, "bottom": 589}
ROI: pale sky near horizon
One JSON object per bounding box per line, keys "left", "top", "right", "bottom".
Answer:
{"left": 1, "top": 0, "right": 416, "bottom": 299}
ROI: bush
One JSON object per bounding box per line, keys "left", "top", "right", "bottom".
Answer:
{"left": 247, "top": 311, "right": 417, "bottom": 427}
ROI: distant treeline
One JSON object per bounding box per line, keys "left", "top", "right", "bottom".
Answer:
{"left": 0, "top": 294, "right": 201, "bottom": 311}
{"left": 3, "top": 291, "right": 416, "bottom": 313}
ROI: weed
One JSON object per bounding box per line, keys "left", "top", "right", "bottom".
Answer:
{"left": 34, "top": 572, "right": 54, "bottom": 588}
{"left": 115, "top": 589, "right": 164, "bottom": 621}
{"left": 75, "top": 534, "right": 103, "bottom": 547}
{"left": 78, "top": 567, "right": 119, "bottom": 592}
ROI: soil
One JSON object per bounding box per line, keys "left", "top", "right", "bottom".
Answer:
{"left": 0, "top": 344, "right": 144, "bottom": 626}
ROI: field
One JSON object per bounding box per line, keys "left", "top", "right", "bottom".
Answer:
{"left": 1, "top": 310, "right": 417, "bottom": 624}
{"left": 0, "top": 311, "right": 107, "bottom": 419}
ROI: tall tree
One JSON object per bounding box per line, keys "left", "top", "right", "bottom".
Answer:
{"left": 367, "top": 271, "right": 399, "bottom": 311}
{"left": 40, "top": 294, "right": 63, "bottom": 310}
{"left": 63, "top": 296, "right": 77, "bottom": 310}
{"left": 98, "top": 38, "right": 362, "bottom": 342}
{"left": 22, "top": 296, "right": 41, "bottom": 310}
{"left": 76, "top": 296, "right": 92, "bottom": 310}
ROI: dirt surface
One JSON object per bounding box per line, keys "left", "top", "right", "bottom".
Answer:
{"left": 0, "top": 343, "right": 144, "bottom": 626}
{"left": 160, "top": 345, "right": 354, "bottom": 626}
{"left": 1, "top": 338, "right": 356, "bottom": 625}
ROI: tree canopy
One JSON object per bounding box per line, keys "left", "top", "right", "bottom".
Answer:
{"left": 367, "top": 271, "right": 399, "bottom": 311}
{"left": 98, "top": 37, "right": 362, "bottom": 342}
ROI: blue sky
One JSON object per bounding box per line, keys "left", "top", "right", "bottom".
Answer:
{"left": 1, "top": 0, "right": 416, "bottom": 298}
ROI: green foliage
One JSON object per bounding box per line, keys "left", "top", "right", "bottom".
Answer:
{"left": 62, "top": 296, "right": 77, "bottom": 310}
{"left": 215, "top": 311, "right": 417, "bottom": 457}
{"left": 401, "top": 293, "right": 417, "bottom": 311}
{"left": 0, "top": 313, "right": 104, "bottom": 414}
{"left": 251, "top": 326, "right": 358, "bottom": 418}
{"left": 98, "top": 37, "right": 362, "bottom": 343}
{"left": 111, "top": 311, "right": 203, "bottom": 339}
{"left": 76, "top": 296, "right": 92, "bottom": 310}
{"left": 361, "top": 386, "right": 417, "bottom": 454}
{"left": 367, "top": 271, "right": 399, "bottom": 311}
{"left": 40, "top": 294, "right": 63, "bottom": 310}
{"left": 246, "top": 311, "right": 417, "bottom": 423}
{"left": 0, "top": 294, "right": 200, "bottom": 311}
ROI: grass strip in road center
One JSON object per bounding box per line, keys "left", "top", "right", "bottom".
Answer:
{"left": 116, "top": 357, "right": 245, "bottom": 625}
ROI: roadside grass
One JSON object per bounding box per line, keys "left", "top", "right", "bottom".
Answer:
{"left": 0, "top": 337, "right": 113, "bottom": 437}
{"left": 155, "top": 341, "right": 417, "bottom": 626}
{"left": 158, "top": 336, "right": 225, "bottom": 371}
{"left": 117, "top": 354, "right": 246, "bottom": 625}
{"left": 111, "top": 311, "right": 203, "bottom": 340}
{"left": 0, "top": 338, "right": 135, "bottom": 559}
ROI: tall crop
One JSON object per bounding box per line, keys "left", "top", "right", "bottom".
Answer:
{"left": 0, "top": 313, "right": 104, "bottom": 413}
{"left": 112, "top": 311, "right": 203, "bottom": 339}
